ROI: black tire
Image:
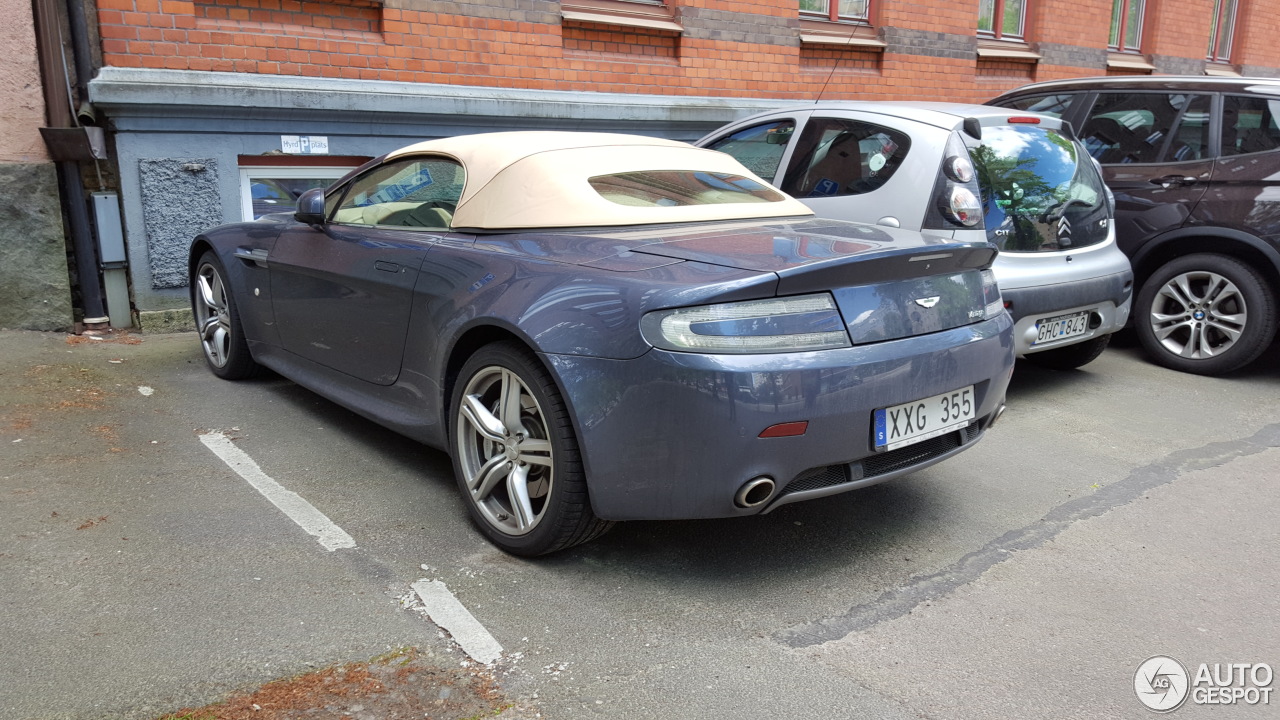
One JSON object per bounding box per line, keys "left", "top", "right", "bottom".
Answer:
{"left": 448, "top": 342, "right": 613, "bottom": 556}
{"left": 1135, "top": 253, "right": 1276, "bottom": 376}
{"left": 190, "top": 251, "right": 261, "bottom": 380}
{"left": 1024, "top": 333, "right": 1111, "bottom": 370}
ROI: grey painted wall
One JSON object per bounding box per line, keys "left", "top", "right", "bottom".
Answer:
{"left": 0, "top": 162, "right": 73, "bottom": 331}
{"left": 91, "top": 68, "right": 799, "bottom": 320}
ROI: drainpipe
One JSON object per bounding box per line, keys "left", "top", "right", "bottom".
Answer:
{"left": 31, "top": 0, "right": 108, "bottom": 327}
{"left": 65, "top": 0, "right": 94, "bottom": 104}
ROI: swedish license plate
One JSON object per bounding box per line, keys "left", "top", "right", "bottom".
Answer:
{"left": 874, "top": 386, "right": 975, "bottom": 451}
{"left": 1034, "top": 311, "right": 1091, "bottom": 344}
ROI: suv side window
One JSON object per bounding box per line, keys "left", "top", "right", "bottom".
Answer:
{"left": 1221, "top": 95, "right": 1280, "bottom": 156}
{"left": 999, "top": 93, "right": 1077, "bottom": 118}
{"left": 704, "top": 120, "right": 795, "bottom": 181}
{"left": 1080, "top": 93, "right": 1211, "bottom": 164}
{"left": 779, "top": 117, "right": 912, "bottom": 198}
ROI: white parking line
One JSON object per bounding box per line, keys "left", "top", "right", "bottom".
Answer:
{"left": 198, "top": 431, "right": 356, "bottom": 551}
{"left": 412, "top": 579, "right": 504, "bottom": 664}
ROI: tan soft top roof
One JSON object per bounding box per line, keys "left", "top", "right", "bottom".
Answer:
{"left": 384, "top": 131, "right": 813, "bottom": 230}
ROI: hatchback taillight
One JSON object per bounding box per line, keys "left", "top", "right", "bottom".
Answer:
{"left": 924, "top": 131, "right": 986, "bottom": 231}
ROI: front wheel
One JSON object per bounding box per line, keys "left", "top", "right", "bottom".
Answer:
{"left": 190, "top": 251, "right": 260, "bottom": 380}
{"left": 449, "top": 342, "right": 612, "bottom": 556}
{"left": 1135, "top": 253, "right": 1276, "bottom": 375}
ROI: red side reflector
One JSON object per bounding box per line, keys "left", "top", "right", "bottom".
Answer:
{"left": 759, "top": 421, "right": 809, "bottom": 438}
{"left": 1007, "top": 116, "right": 1041, "bottom": 124}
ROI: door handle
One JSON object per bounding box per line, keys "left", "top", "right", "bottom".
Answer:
{"left": 1151, "top": 175, "right": 1198, "bottom": 188}
{"left": 374, "top": 260, "right": 402, "bottom": 273}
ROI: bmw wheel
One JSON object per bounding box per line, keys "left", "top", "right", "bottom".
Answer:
{"left": 450, "top": 342, "right": 612, "bottom": 556}
{"left": 191, "top": 251, "right": 260, "bottom": 380}
{"left": 1135, "top": 253, "right": 1276, "bottom": 375}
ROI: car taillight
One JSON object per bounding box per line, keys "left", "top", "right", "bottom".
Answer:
{"left": 981, "top": 269, "right": 1004, "bottom": 320}
{"left": 947, "top": 186, "right": 982, "bottom": 227}
{"left": 924, "top": 131, "right": 986, "bottom": 232}
{"left": 640, "top": 293, "right": 852, "bottom": 354}
{"left": 944, "top": 155, "right": 975, "bottom": 183}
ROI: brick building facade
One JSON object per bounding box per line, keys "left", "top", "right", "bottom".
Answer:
{"left": 70, "top": 0, "right": 1280, "bottom": 326}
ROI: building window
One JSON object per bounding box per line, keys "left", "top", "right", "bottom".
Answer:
{"left": 1207, "top": 0, "right": 1238, "bottom": 62}
{"left": 1108, "top": 0, "right": 1145, "bottom": 52}
{"left": 799, "top": 0, "right": 870, "bottom": 24}
{"left": 238, "top": 165, "right": 362, "bottom": 221}
{"left": 978, "top": 0, "right": 1027, "bottom": 40}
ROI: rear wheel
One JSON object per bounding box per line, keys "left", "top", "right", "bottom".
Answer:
{"left": 1135, "top": 253, "right": 1276, "bottom": 375}
{"left": 1024, "top": 334, "right": 1111, "bottom": 370}
{"left": 449, "top": 342, "right": 612, "bottom": 556}
{"left": 191, "top": 251, "right": 260, "bottom": 380}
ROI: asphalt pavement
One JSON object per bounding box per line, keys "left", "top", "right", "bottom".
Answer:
{"left": 1, "top": 328, "right": 1276, "bottom": 719}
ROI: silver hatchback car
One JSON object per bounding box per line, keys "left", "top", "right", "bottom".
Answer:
{"left": 699, "top": 103, "right": 1134, "bottom": 370}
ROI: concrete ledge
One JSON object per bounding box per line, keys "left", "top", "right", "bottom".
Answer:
{"left": 138, "top": 308, "right": 195, "bottom": 334}
{"left": 89, "top": 68, "right": 799, "bottom": 129}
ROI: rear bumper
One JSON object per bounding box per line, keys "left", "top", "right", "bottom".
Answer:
{"left": 544, "top": 313, "right": 1014, "bottom": 521}
{"left": 1003, "top": 270, "right": 1133, "bottom": 355}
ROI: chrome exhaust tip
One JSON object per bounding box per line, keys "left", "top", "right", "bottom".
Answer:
{"left": 735, "top": 476, "right": 776, "bottom": 509}
{"left": 988, "top": 402, "right": 1007, "bottom": 429}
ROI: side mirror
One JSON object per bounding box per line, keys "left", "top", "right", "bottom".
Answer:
{"left": 295, "top": 188, "right": 326, "bottom": 225}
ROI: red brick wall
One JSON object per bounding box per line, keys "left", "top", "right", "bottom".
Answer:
{"left": 563, "top": 22, "right": 678, "bottom": 62}
{"left": 95, "top": 1, "right": 1274, "bottom": 104}
{"left": 1143, "top": 0, "right": 1215, "bottom": 61}
{"left": 1023, "top": 0, "right": 1111, "bottom": 49}
{"left": 877, "top": 0, "right": 975, "bottom": 34}
{"left": 1234, "top": 0, "right": 1280, "bottom": 69}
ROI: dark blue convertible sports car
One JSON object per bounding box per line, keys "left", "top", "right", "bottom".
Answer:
{"left": 190, "top": 131, "right": 1014, "bottom": 555}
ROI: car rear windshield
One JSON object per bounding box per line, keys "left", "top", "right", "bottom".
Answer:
{"left": 589, "top": 171, "right": 786, "bottom": 208}
{"left": 969, "top": 126, "right": 1109, "bottom": 253}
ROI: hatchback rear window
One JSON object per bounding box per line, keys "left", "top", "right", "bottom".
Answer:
{"left": 969, "top": 126, "right": 1109, "bottom": 252}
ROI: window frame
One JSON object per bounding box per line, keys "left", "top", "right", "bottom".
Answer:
{"left": 704, "top": 119, "right": 798, "bottom": 183}
{"left": 978, "top": 0, "right": 1028, "bottom": 42}
{"left": 329, "top": 155, "right": 467, "bottom": 229}
{"left": 1078, "top": 91, "right": 1213, "bottom": 165}
{"left": 1108, "top": 0, "right": 1146, "bottom": 53}
{"left": 799, "top": 0, "right": 871, "bottom": 25}
{"left": 1207, "top": 0, "right": 1239, "bottom": 63}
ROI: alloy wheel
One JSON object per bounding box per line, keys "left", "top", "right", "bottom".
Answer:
{"left": 455, "top": 366, "right": 555, "bottom": 536}
{"left": 1148, "top": 270, "right": 1248, "bottom": 360}
{"left": 194, "top": 262, "right": 232, "bottom": 368}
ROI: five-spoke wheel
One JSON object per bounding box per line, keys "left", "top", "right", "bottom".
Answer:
{"left": 456, "top": 366, "right": 556, "bottom": 535}
{"left": 1136, "top": 253, "right": 1276, "bottom": 375}
{"left": 190, "top": 251, "right": 259, "bottom": 379}
{"left": 450, "top": 343, "right": 611, "bottom": 555}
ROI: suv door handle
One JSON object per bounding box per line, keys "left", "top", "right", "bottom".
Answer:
{"left": 1152, "top": 175, "right": 1198, "bottom": 188}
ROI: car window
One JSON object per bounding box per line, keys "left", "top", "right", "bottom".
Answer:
{"left": 998, "top": 93, "right": 1076, "bottom": 118}
{"left": 704, "top": 120, "right": 795, "bottom": 180}
{"left": 589, "top": 171, "right": 785, "bottom": 207}
{"left": 331, "top": 157, "right": 465, "bottom": 228}
{"left": 969, "top": 125, "right": 1109, "bottom": 252}
{"left": 1221, "top": 94, "right": 1280, "bottom": 156}
{"left": 1079, "top": 92, "right": 1211, "bottom": 164}
{"left": 779, "top": 117, "right": 912, "bottom": 198}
